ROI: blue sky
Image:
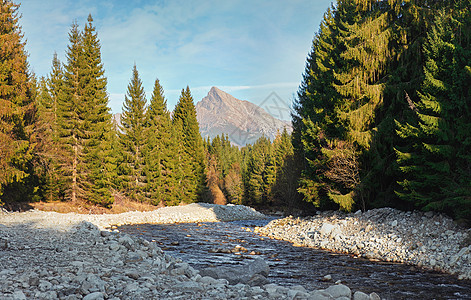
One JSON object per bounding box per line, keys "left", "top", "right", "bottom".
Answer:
{"left": 19, "top": 0, "right": 332, "bottom": 117}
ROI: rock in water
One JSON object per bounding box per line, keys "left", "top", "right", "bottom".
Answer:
{"left": 199, "top": 258, "right": 269, "bottom": 285}
{"left": 324, "top": 284, "right": 351, "bottom": 298}
{"left": 353, "top": 291, "right": 370, "bottom": 300}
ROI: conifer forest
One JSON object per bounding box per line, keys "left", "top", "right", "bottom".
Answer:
{"left": 1, "top": 0, "right": 470, "bottom": 223}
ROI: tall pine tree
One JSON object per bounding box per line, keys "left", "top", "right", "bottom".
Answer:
{"left": 395, "top": 3, "right": 471, "bottom": 220}
{"left": 119, "top": 65, "right": 147, "bottom": 201}
{"left": 0, "top": 0, "right": 35, "bottom": 203}
{"left": 172, "top": 86, "right": 206, "bottom": 203}
{"left": 34, "top": 64, "right": 64, "bottom": 202}
{"left": 58, "top": 16, "right": 114, "bottom": 206}
{"left": 145, "top": 78, "right": 179, "bottom": 205}
{"left": 80, "top": 15, "right": 115, "bottom": 205}
{"left": 293, "top": 2, "right": 356, "bottom": 210}
{"left": 245, "top": 136, "right": 276, "bottom": 206}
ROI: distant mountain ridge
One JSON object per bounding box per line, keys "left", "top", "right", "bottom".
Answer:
{"left": 196, "top": 87, "right": 292, "bottom": 147}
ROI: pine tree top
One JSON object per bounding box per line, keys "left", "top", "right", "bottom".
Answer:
{"left": 148, "top": 78, "right": 168, "bottom": 118}
{"left": 121, "top": 64, "right": 146, "bottom": 132}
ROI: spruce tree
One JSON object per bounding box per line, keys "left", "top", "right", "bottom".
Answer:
{"left": 171, "top": 118, "right": 192, "bottom": 204}
{"left": 29, "top": 53, "right": 67, "bottom": 202}
{"left": 323, "top": 0, "right": 390, "bottom": 211}
{"left": 0, "top": 0, "right": 35, "bottom": 202}
{"left": 271, "top": 128, "right": 301, "bottom": 208}
{"left": 362, "top": 0, "right": 448, "bottom": 208}
{"left": 80, "top": 15, "right": 115, "bottom": 206}
{"left": 292, "top": 3, "right": 354, "bottom": 209}
{"left": 145, "top": 78, "right": 178, "bottom": 205}
{"left": 58, "top": 16, "right": 114, "bottom": 206}
{"left": 119, "top": 65, "right": 147, "bottom": 201}
{"left": 292, "top": 0, "right": 448, "bottom": 212}
{"left": 58, "top": 21, "right": 84, "bottom": 202}
{"left": 172, "top": 86, "right": 206, "bottom": 202}
{"left": 34, "top": 72, "right": 63, "bottom": 201}
{"left": 245, "top": 136, "right": 276, "bottom": 206}
{"left": 395, "top": 4, "right": 471, "bottom": 220}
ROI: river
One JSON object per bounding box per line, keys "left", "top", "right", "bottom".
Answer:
{"left": 119, "top": 219, "right": 471, "bottom": 300}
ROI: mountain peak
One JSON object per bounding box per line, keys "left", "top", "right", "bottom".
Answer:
{"left": 196, "top": 87, "right": 292, "bottom": 147}
{"left": 209, "top": 86, "right": 222, "bottom": 94}
{"left": 205, "top": 86, "right": 235, "bottom": 105}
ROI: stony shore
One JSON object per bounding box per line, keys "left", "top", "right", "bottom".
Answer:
{"left": 0, "top": 203, "right": 265, "bottom": 231}
{"left": 0, "top": 203, "right": 379, "bottom": 300}
{"left": 254, "top": 207, "right": 471, "bottom": 281}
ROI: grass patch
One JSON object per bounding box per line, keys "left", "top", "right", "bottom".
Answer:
{"left": 28, "top": 193, "right": 161, "bottom": 214}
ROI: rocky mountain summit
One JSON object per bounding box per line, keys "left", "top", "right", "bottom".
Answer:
{"left": 196, "top": 87, "right": 292, "bottom": 147}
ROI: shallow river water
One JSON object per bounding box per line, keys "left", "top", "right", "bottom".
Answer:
{"left": 119, "top": 219, "right": 471, "bottom": 300}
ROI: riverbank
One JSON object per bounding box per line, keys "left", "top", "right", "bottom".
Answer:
{"left": 0, "top": 203, "right": 265, "bottom": 230}
{"left": 0, "top": 204, "right": 380, "bottom": 299}
{"left": 254, "top": 207, "right": 471, "bottom": 280}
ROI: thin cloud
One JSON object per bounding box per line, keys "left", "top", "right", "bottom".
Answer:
{"left": 19, "top": 0, "right": 331, "bottom": 114}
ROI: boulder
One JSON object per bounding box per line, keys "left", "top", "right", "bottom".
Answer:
{"left": 353, "top": 291, "right": 370, "bottom": 300}
{"left": 369, "top": 292, "right": 381, "bottom": 300}
{"left": 247, "top": 274, "right": 268, "bottom": 286}
{"left": 11, "top": 291, "right": 27, "bottom": 300}
{"left": 174, "top": 281, "right": 204, "bottom": 293}
{"left": 310, "top": 290, "right": 334, "bottom": 300}
{"left": 320, "top": 223, "right": 340, "bottom": 237}
{"left": 83, "top": 292, "right": 104, "bottom": 300}
{"left": 324, "top": 284, "right": 351, "bottom": 298}
{"left": 199, "top": 258, "right": 269, "bottom": 285}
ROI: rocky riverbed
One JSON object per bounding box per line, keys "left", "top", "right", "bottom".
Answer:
{"left": 0, "top": 204, "right": 379, "bottom": 299}
{"left": 254, "top": 208, "right": 471, "bottom": 281}
{"left": 0, "top": 203, "right": 265, "bottom": 231}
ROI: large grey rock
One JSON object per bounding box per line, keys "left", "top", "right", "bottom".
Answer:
{"left": 247, "top": 274, "right": 268, "bottom": 286}
{"left": 118, "top": 235, "right": 135, "bottom": 250}
{"left": 83, "top": 292, "right": 104, "bottom": 300}
{"left": 353, "top": 291, "right": 370, "bottom": 300}
{"left": 38, "top": 280, "right": 53, "bottom": 292}
{"left": 369, "top": 292, "right": 381, "bottom": 300}
{"left": 199, "top": 258, "right": 269, "bottom": 285}
{"left": 310, "top": 290, "right": 334, "bottom": 300}
{"left": 320, "top": 223, "right": 340, "bottom": 236}
{"left": 324, "top": 284, "right": 351, "bottom": 298}
{"left": 174, "top": 281, "right": 203, "bottom": 292}
{"left": 11, "top": 291, "right": 26, "bottom": 300}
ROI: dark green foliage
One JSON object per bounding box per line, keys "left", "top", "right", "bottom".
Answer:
{"left": 272, "top": 128, "right": 303, "bottom": 208}
{"left": 292, "top": 4, "right": 353, "bottom": 209}
{"left": 80, "top": 15, "right": 115, "bottom": 206}
{"left": 0, "top": 0, "right": 36, "bottom": 204}
{"left": 244, "top": 136, "right": 276, "bottom": 205}
{"left": 34, "top": 67, "right": 64, "bottom": 201}
{"left": 292, "top": 0, "right": 471, "bottom": 219}
{"left": 202, "top": 131, "right": 297, "bottom": 208}
{"left": 56, "top": 16, "right": 114, "bottom": 206}
{"left": 118, "top": 65, "right": 148, "bottom": 201}
{"left": 173, "top": 86, "right": 206, "bottom": 202}
{"left": 395, "top": 4, "right": 471, "bottom": 220}
{"left": 145, "top": 78, "right": 181, "bottom": 205}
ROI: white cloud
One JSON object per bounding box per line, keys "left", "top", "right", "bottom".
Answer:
{"left": 20, "top": 0, "right": 331, "bottom": 116}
